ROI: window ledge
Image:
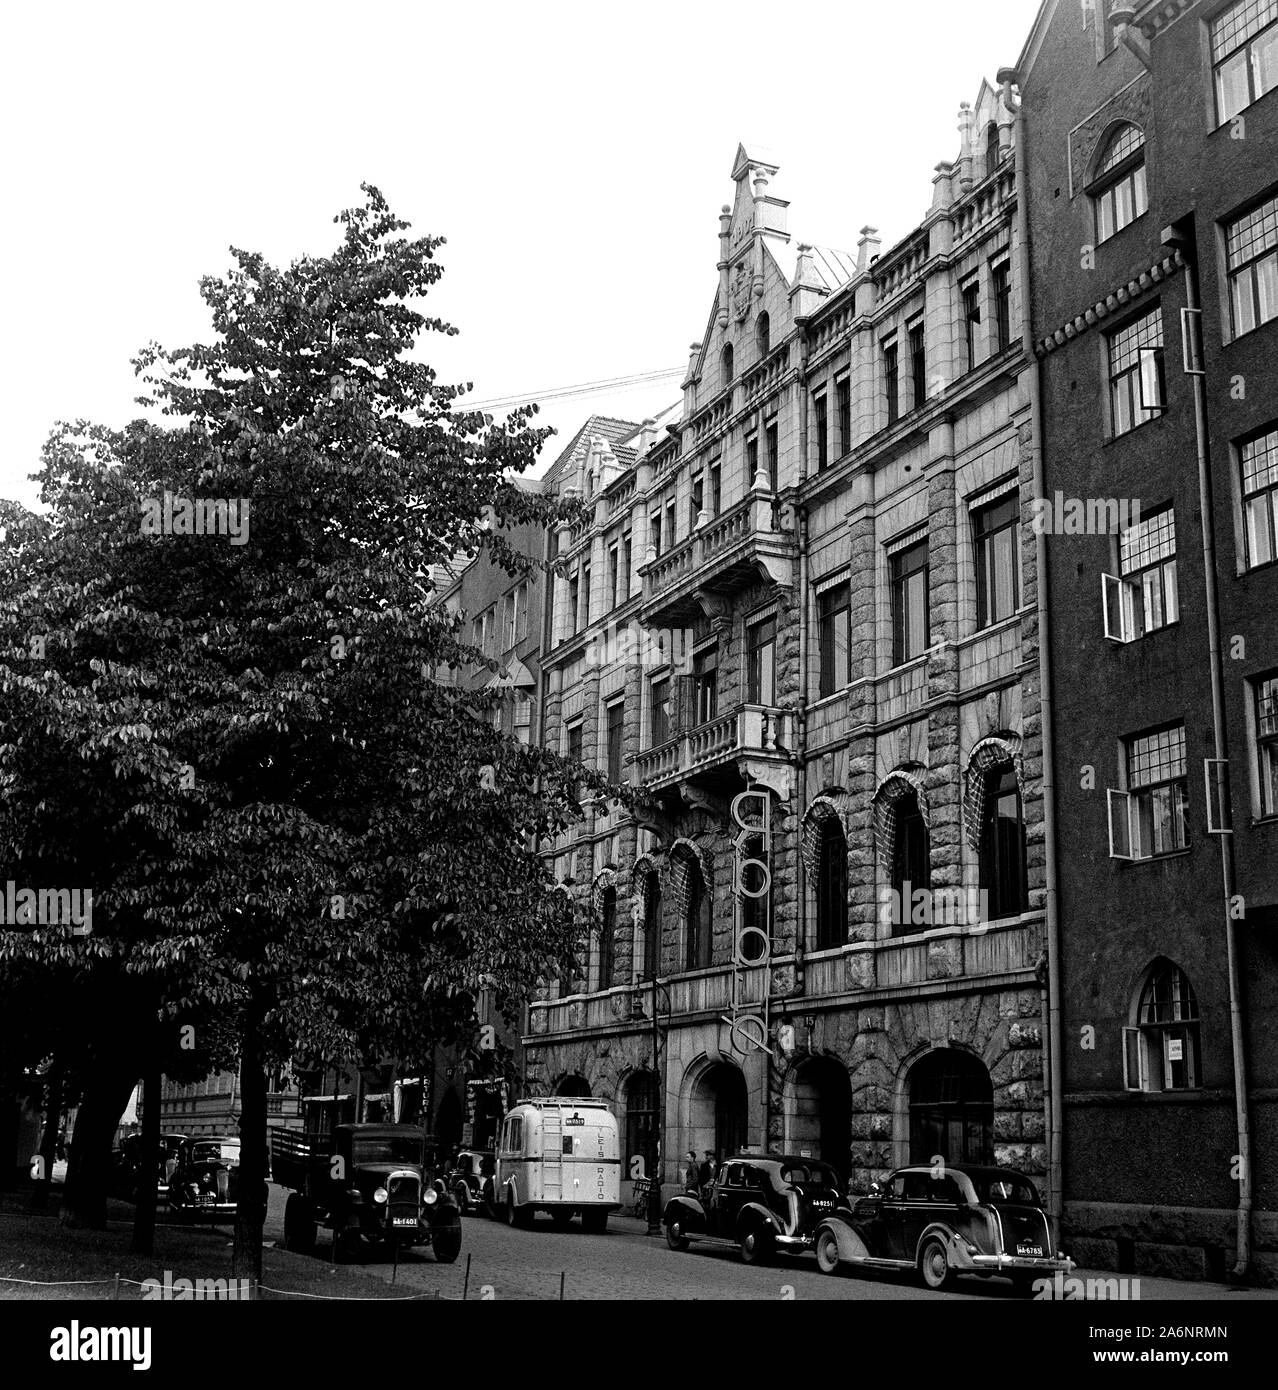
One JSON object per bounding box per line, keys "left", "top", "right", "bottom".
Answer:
{"left": 1116, "top": 847, "right": 1193, "bottom": 865}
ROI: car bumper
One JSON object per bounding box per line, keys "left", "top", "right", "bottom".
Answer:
{"left": 176, "top": 1199, "right": 237, "bottom": 1216}
{"left": 964, "top": 1252, "right": 1075, "bottom": 1276}
{"left": 775, "top": 1234, "right": 816, "bottom": 1252}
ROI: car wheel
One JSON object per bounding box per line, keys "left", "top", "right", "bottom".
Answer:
{"left": 283, "top": 1194, "right": 316, "bottom": 1255}
{"left": 581, "top": 1208, "right": 608, "bottom": 1234}
{"left": 919, "top": 1235, "right": 954, "bottom": 1291}
{"left": 739, "top": 1223, "right": 774, "bottom": 1266}
{"left": 815, "top": 1227, "right": 841, "bottom": 1275}
{"left": 433, "top": 1221, "right": 462, "bottom": 1264}
{"left": 505, "top": 1189, "right": 519, "bottom": 1228}
{"left": 665, "top": 1218, "right": 690, "bottom": 1252}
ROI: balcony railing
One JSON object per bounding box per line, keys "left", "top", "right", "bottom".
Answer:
{"left": 527, "top": 963, "right": 767, "bottom": 1037}
{"left": 633, "top": 704, "right": 793, "bottom": 790}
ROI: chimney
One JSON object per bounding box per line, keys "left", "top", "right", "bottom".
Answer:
{"left": 856, "top": 226, "right": 881, "bottom": 273}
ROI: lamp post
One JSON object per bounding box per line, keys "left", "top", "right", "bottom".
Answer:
{"left": 645, "top": 972, "right": 669, "bottom": 1237}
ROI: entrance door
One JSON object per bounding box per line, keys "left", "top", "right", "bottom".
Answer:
{"left": 907, "top": 1050, "right": 993, "bottom": 1166}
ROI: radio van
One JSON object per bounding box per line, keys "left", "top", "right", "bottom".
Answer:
{"left": 489, "top": 1097, "right": 620, "bottom": 1232}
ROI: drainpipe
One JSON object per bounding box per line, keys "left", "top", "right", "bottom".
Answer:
{"left": 1162, "top": 220, "right": 1252, "bottom": 1282}
{"left": 1000, "top": 67, "right": 1065, "bottom": 1250}
{"left": 795, "top": 324, "right": 813, "bottom": 978}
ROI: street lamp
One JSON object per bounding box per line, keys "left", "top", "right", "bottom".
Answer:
{"left": 645, "top": 973, "right": 670, "bottom": 1237}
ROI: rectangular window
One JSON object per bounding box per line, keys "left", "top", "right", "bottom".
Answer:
{"left": 515, "top": 583, "right": 529, "bottom": 641}
{"left": 650, "top": 509, "right": 662, "bottom": 558}
{"left": 746, "top": 614, "right": 776, "bottom": 705}
{"left": 1212, "top": 0, "right": 1278, "bottom": 124}
{"left": 962, "top": 277, "right": 981, "bottom": 370}
{"left": 765, "top": 420, "right": 779, "bottom": 491}
{"left": 909, "top": 321, "right": 926, "bottom": 410}
{"left": 992, "top": 261, "right": 1011, "bottom": 353}
{"left": 606, "top": 700, "right": 625, "bottom": 782}
{"left": 1109, "top": 725, "right": 1190, "bottom": 860}
{"left": 709, "top": 459, "right": 722, "bottom": 516}
{"left": 815, "top": 393, "right": 829, "bottom": 471}
{"left": 693, "top": 647, "right": 718, "bottom": 725}
{"left": 621, "top": 534, "right": 632, "bottom": 599}
{"left": 608, "top": 546, "right": 619, "bottom": 612}
{"left": 1095, "top": 161, "right": 1147, "bottom": 244}
{"left": 690, "top": 475, "right": 704, "bottom": 532}
{"left": 1104, "top": 505, "right": 1179, "bottom": 642}
{"left": 818, "top": 581, "right": 851, "bottom": 698}
{"left": 1256, "top": 672, "right": 1278, "bottom": 817}
{"left": 567, "top": 575, "right": 580, "bottom": 637}
{"left": 745, "top": 435, "right": 759, "bottom": 491}
{"left": 579, "top": 563, "right": 591, "bottom": 628}
{"left": 1107, "top": 308, "right": 1165, "bottom": 437}
{"left": 1241, "top": 427, "right": 1278, "bottom": 568}
{"left": 883, "top": 341, "right": 900, "bottom": 425}
{"left": 973, "top": 494, "right": 1020, "bottom": 628}
{"left": 1226, "top": 194, "right": 1278, "bottom": 338}
{"left": 890, "top": 538, "right": 930, "bottom": 666}
{"left": 649, "top": 676, "right": 671, "bottom": 747}
{"left": 836, "top": 376, "right": 851, "bottom": 457}
{"left": 501, "top": 593, "right": 515, "bottom": 650}
{"left": 665, "top": 495, "right": 677, "bottom": 549}
{"left": 566, "top": 720, "right": 584, "bottom": 802}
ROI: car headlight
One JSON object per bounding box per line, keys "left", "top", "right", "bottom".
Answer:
{"left": 373, "top": 1187, "right": 388, "bottom": 1204}
{"left": 423, "top": 1188, "right": 438, "bottom": 1205}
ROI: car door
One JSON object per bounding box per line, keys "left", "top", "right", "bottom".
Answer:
{"left": 711, "top": 1163, "right": 744, "bottom": 1237}
{"left": 879, "top": 1172, "right": 915, "bottom": 1258}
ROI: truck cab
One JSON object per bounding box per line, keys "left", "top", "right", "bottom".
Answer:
{"left": 491, "top": 1098, "right": 620, "bottom": 1232}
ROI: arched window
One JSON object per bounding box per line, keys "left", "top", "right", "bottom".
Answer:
{"left": 683, "top": 862, "right": 711, "bottom": 971}
{"left": 814, "top": 814, "right": 848, "bottom": 951}
{"left": 1125, "top": 960, "right": 1201, "bottom": 1092}
{"left": 756, "top": 312, "right": 771, "bottom": 358}
{"left": 893, "top": 792, "right": 929, "bottom": 912}
{"left": 873, "top": 772, "right": 931, "bottom": 936}
{"left": 597, "top": 887, "right": 617, "bottom": 990}
{"left": 1090, "top": 123, "right": 1148, "bottom": 244}
{"left": 980, "top": 764, "right": 1027, "bottom": 919}
{"left": 908, "top": 1049, "right": 993, "bottom": 1165}
{"left": 721, "top": 342, "right": 734, "bottom": 389}
{"left": 985, "top": 121, "right": 1001, "bottom": 176}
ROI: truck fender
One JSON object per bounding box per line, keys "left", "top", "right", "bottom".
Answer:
{"left": 738, "top": 1200, "right": 784, "bottom": 1235}
{"left": 917, "top": 1221, "right": 976, "bottom": 1271}
{"left": 817, "top": 1215, "right": 872, "bottom": 1264}
{"left": 662, "top": 1195, "right": 707, "bottom": 1232}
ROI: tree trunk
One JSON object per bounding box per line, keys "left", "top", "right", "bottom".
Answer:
{"left": 60, "top": 1065, "right": 139, "bottom": 1229}
{"left": 130, "top": 1049, "right": 161, "bottom": 1255}
{"left": 28, "top": 1066, "right": 63, "bottom": 1213}
{"left": 233, "top": 987, "right": 268, "bottom": 1280}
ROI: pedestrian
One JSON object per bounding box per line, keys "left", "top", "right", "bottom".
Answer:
{"left": 683, "top": 1149, "right": 699, "bottom": 1194}
{"left": 698, "top": 1149, "right": 716, "bottom": 1192}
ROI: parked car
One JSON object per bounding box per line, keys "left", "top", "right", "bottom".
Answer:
{"left": 110, "top": 1133, "right": 189, "bottom": 1202}
{"left": 812, "top": 1164, "right": 1074, "bottom": 1293}
{"left": 447, "top": 1150, "right": 495, "bottom": 1214}
{"left": 271, "top": 1122, "right": 461, "bottom": 1263}
{"left": 168, "top": 1136, "right": 266, "bottom": 1220}
{"left": 662, "top": 1154, "right": 848, "bottom": 1264}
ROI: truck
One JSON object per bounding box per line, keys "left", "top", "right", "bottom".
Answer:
{"left": 270, "top": 1122, "right": 461, "bottom": 1263}
{"left": 487, "top": 1097, "right": 620, "bottom": 1232}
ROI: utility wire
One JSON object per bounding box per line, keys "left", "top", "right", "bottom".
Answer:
{"left": 465, "top": 366, "right": 684, "bottom": 413}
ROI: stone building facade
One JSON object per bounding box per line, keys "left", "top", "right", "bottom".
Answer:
{"left": 521, "top": 103, "right": 1050, "bottom": 1207}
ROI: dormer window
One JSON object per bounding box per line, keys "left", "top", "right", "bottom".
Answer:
{"left": 1090, "top": 123, "right": 1148, "bottom": 244}
{"left": 721, "top": 342, "right": 734, "bottom": 390}
{"left": 756, "top": 312, "right": 770, "bottom": 358}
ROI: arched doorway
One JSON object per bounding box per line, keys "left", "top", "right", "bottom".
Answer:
{"left": 907, "top": 1049, "right": 993, "bottom": 1165}
{"left": 689, "top": 1061, "right": 747, "bottom": 1165}
{"left": 434, "top": 1087, "right": 463, "bottom": 1153}
{"left": 786, "top": 1056, "right": 852, "bottom": 1185}
{"left": 555, "top": 1073, "right": 592, "bottom": 1098}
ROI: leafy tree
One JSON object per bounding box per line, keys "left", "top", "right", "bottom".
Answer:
{"left": 0, "top": 187, "right": 612, "bottom": 1271}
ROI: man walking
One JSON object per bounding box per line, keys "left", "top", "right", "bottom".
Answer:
{"left": 684, "top": 1149, "right": 699, "bottom": 1194}
{"left": 698, "top": 1149, "right": 716, "bottom": 1194}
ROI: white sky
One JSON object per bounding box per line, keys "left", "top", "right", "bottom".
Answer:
{"left": 0, "top": 0, "right": 1038, "bottom": 509}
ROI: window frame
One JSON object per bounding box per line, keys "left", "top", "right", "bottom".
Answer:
{"left": 991, "top": 259, "right": 1012, "bottom": 353}
{"left": 813, "top": 813, "right": 848, "bottom": 952}
{"left": 817, "top": 579, "right": 852, "bottom": 698}
{"left": 815, "top": 392, "right": 829, "bottom": 472}
{"left": 1103, "top": 504, "right": 1180, "bottom": 642}
{"left": 1089, "top": 123, "right": 1148, "bottom": 245}
{"left": 961, "top": 275, "right": 982, "bottom": 371}
{"left": 605, "top": 699, "right": 625, "bottom": 783}
{"left": 836, "top": 375, "right": 851, "bottom": 457}
{"left": 883, "top": 339, "right": 900, "bottom": 426}
{"left": 648, "top": 673, "right": 672, "bottom": 748}
{"left": 908, "top": 320, "right": 927, "bottom": 411}
{"left": 1109, "top": 724, "right": 1190, "bottom": 861}
{"left": 746, "top": 612, "right": 777, "bottom": 706}
{"left": 1106, "top": 307, "right": 1166, "bottom": 438}
{"left": 1211, "top": 0, "right": 1278, "bottom": 126}
{"left": 1225, "top": 193, "right": 1278, "bottom": 340}
{"left": 972, "top": 493, "right": 1020, "bottom": 630}
{"left": 1123, "top": 962, "right": 1202, "bottom": 1093}
{"left": 979, "top": 764, "right": 1027, "bottom": 920}
{"left": 889, "top": 537, "right": 930, "bottom": 667}
{"left": 1254, "top": 670, "right": 1278, "bottom": 818}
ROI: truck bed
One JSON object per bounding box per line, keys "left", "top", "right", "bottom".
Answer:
{"left": 269, "top": 1128, "right": 332, "bottom": 1194}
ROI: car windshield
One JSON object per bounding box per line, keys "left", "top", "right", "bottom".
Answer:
{"left": 191, "top": 1141, "right": 239, "bottom": 1165}
{"left": 351, "top": 1134, "right": 422, "bottom": 1165}
{"left": 970, "top": 1173, "right": 1040, "bottom": 1205}
{"left": 780, "top": 1162, "right": 839, "bottom": 1187}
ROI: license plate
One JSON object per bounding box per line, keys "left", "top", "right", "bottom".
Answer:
{"left": 391, "top": 1216, "right": 417, "bottom": 1228}
{"left": 1017, "top": 1243, "right": 1044, "bottom": 1257}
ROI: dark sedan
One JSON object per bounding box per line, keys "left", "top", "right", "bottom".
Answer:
{"left": 168, "top": 1137, "right": 258, "bottom": 1220}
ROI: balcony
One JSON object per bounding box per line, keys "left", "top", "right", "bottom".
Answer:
{"left": 633, "top": 704, "right": 795, "bottom": 794}
{"left": 639, "top": 491, "right": 795, "bottom": 627}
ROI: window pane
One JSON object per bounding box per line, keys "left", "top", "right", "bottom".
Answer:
{"left": 1133, "top": 163, "right": 1148, "bottom": 219}
{"left": 1217, "top": 49, "right": 1252, "bottom": 120}
{"left": 1255, "top": 24, "right": 1278, "bottom": 96}
{"left": 1245, "top": 495, "right": 1276, "bottom": 566}
{"left": 1257, "top": 252, "right": 1278, "bottom": 327}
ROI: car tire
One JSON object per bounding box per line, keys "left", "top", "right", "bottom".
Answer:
{"left": 433, "top": 1221, "right": 462, "bottom": 1264}
{"left": 739, "top": 1223, "right": 774, "bottom": 1266}
{"left": 581, "top": 1208, "right": 608, "bottom": 1234}
{"left": 919, "top": 1235, "right": 954, "bottom": 1291}
{"left": 283, "top": 1194, "right": 316, "bottom": 1255}
{"left": 665, "top": 1218, "right": 690, "bottom": 1252}
{"left": 815, "top": 1227, "right": 841, "bottom": 1275}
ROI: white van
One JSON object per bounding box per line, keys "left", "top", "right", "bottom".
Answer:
{"left": 491, "top": 1098, "right": 620, "bottom": 1232}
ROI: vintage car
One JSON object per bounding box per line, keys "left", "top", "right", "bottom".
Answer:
{"left": 662, "top": 1154, "right": 848, "bottom": 1264}
{"left": 110, "top": 1133, "right": 190, "bottom": 1202}
{"left": 167, "top": 1136, "right": 266, "bottom": 1220}
{"left": 447, "top": 1149, "right": 495, "bottom": 1214}
{"left": 271, "top": 1122, "right": 461, "bottom": 1263}
{"left": 813, "top": 1163, "right": 1074, "bottom": 1293}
